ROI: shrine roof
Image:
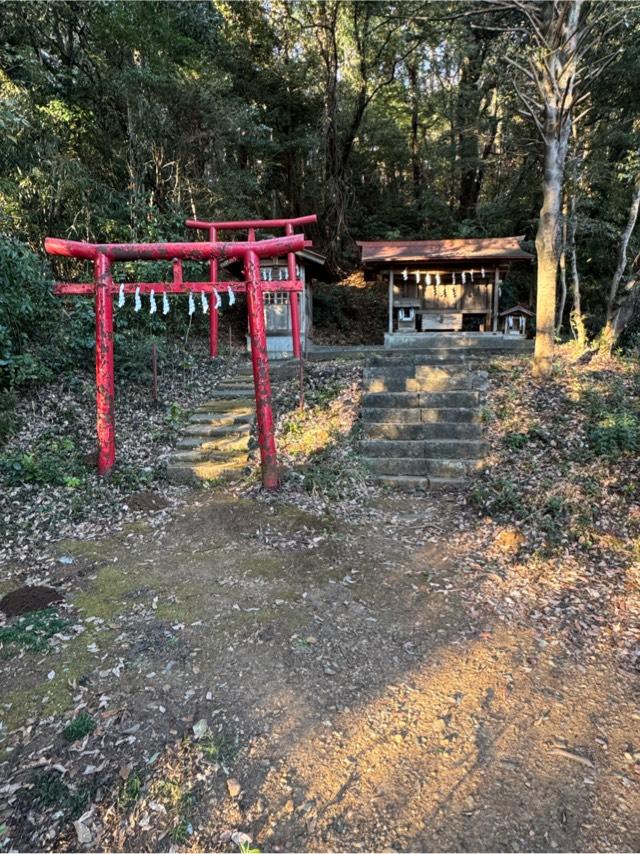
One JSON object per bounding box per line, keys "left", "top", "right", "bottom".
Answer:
{"left": 357, "top": 236, "right": 533, "bottom": 264}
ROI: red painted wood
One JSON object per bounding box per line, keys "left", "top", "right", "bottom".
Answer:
{"left": 245, "top": 249, "right": 278, "bottom": 490}
{"left": 209, "top": 226, "right": 218, "bottom": 358}
{"left": 45, "top": 234, "right": 307, "bottom": 261}
{"left": 286, "top": 223, "right": 302, "bottom": 358}
{"left": 94, "top": 254, "right": 116, "bottom": 475}
{"left": 186, "top": 214, "right": 317, "bottom": 231}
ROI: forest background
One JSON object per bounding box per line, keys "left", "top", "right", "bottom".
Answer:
{"left": 1, "top": 0, "right": 640, "bottom": 419}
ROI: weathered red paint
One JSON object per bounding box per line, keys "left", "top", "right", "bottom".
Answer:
{"left": 46, "top": 214, "right": 316, "bottom": 488}
{"left": 208, "top": 226, "right": 218, "bottom": 358}
{"left": 45, "top": 235, "right": 307, "bottom": 262}
{"left": 186, "top": 214, "right": 317, "bottom": 231}
{"left": 244, "top": 249, "right": 278, "bottom": 489}
{"left": 94, "top": 253, "right": 116, "bottom": 475}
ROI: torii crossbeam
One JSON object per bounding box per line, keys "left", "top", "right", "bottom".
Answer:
{"left": 45, "top": 214, "right": 317, "bottom": 489}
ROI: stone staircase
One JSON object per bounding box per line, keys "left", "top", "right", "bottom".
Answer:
{"left": 166, "top": 371, "right": 256, "bottom": 484}
{"left": 360, "top": 352, "right": 489, "bottom": 490}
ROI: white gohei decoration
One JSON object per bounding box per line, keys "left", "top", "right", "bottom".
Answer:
{"left": 415, "top": 270, "right": 420, "bottom": 284}
{"left": 149, "top": 289, "right": 157, "bottom": 314}
{"left": 118, "top": 283, "right": 125, "bottom": 308}
{"left": 481, "top": 267, "right": 486, "bottom": 278}
{"left": 426, "top": 273, "right": 432, "bottom": 286}
{"left": 436, "top": 273, "right": 441, "bottom": 286}
{"left": 402, "top": 268, "right": 408, "bottom": 281}
{"left": 228, "top": 288, "right": 236, "bottom": 306}
{"left": 201, "top": 291, "right": 209, "bottom": 314}
{"left": 452, "top": 272, "right": 457, "bottom": 285}
{"left": 470, "top": 269, "right": 474, "bottom": 282}
{"left": 279, "top": 267, "right": 287, "bottom": 281}
{"left": 188, "top": 292, "right": 195, "bottom": 316}
{"left": 134, "top": 286, "right": 141, "bottom": 312}
{"left": 214, "top": 289, "right": 222, "bottom": 310}
{"left": 162, "top": 291, "right": 170, "bottom": 315}
{"left": 462, "top": 271, "right": 467, "bottom": 285}
{"left": 261, "top": 267, "right": 273, "bottom": 282}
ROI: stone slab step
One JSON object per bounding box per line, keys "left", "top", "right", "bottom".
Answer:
{"left": 166, "top": 457, "right": 249, "bottom": 484}
{"left": 362, "top": 393, "right": 483, "bottom": 416}
{"left": 365, "top": 376, "right": 474, "bottom": 393}
{"left": 172, "top": 447, "right": 248, "bottom": 464}
{"left": 183, "top": 421, "right": 251, "bottom": 438}
{"left": 206, "top": 388, "right": 255, "bottom": 399}
{"left": 363, "top": 420, "right": 481, "bottom": 440}
{"left": 367, "top": 353, "right": 473, "bottom": 367}
{"left": 176, "top": 433, "right": 249, "bottom": 452}
{"left": 361, "top": 439, "right": 486, "bottom": 459}
{"left": 195, "top": 398, "right": 255, "bottom": 413}
{"left": 376, "top": 474, "right": 467, "bottom": 491}
{"left": 363, "top": 456, "right": 484, "bottom": 478}
{"left": 362, "top": 398, "right": 479, "bottom": 423}
{"left": 364, "top": 364, "right": 471, "bottom": 380}
{"left": 190, "top": 411, "right": 253, "bottom": 424}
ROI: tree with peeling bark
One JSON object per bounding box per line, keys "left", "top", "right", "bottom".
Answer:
{"left": 499, "top": 0, "right": 622, "bottom": 376}
{"left": 601, "top": 155, "right": 640, "bottom": 352}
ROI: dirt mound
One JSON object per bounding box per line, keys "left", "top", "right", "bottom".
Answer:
{"left": 0, "top": 585, "right": 63, "bottom": 617}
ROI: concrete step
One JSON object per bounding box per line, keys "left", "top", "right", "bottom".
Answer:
{"left": 362, "top": 398, "right": 479, "bottom": 423}
{"left": 364, "top": 421, "right": 481, "bottom": 440}
{"left": 365, "top": 375, "right": 474, "bottom": 393}
{"left": 376, "top": 474, "right": 467, "bottom": 491}
{"left": 362, "top": 395, "right": 481, "bottom": 420}
{"left": 367, "top": 353, "right": 473, "bottom": 367}
{"left": 361, "top": 439, "right": 486, "bottom": 459}
{"left": 384, "top": 333, "right": 533, "bottom": 352}
{"left": 363, "top": 364, "right": 470, "bottom": 379}
{"left": 363, "top": 456, "right": 483, "bottom": 478}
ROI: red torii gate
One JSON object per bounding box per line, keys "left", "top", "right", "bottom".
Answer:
{"left": 45, "top": 214, "right": 317, "bottom": 490}
{"left": 184, "top": 215, "right": 315, "bottom": 361}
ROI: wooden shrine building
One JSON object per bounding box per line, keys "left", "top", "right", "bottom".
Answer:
{"left": 357, "top": 236, "right": 533, "bottom": 345}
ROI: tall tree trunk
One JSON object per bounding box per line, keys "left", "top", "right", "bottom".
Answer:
{"left": 601, "top": 172, "right": 640, "bottom": 350}
{"left": 568, "top": 188, "right": 587, "bottom": 348}
{"left": 408, "top": 61, "right": 422, "bottom": 209}
{"left": 534, "top": 136, "right": 566, "bottom": 376}
{"left": 557, "top": 196, "right": 568, "bottom": 335}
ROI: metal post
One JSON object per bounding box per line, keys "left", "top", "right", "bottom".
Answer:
{"left": 94, "top": 253, "right": 115, "bottom": 475}
{"left": 286, "top": 224, "right": 302, "bottom": 358}
{"left": 208, "top": 226, "right": 218, "bottom": 357}
{"left": 245, "top": 249, "right": 279, "bottom": 489}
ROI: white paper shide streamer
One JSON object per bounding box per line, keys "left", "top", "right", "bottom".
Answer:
{"left": 228, "top": 288, "right": 236, "bottom": 306}
{"left": 149, "top": 289, "right": 157, "bottom": 314}
{"left": 201, "top": 291, "right": 209, "bottom": 314}
{"left": 188, "top": 292, "right": 195, "bottom": 315}
{"left": 214, "top": 289, "right": 222, "bottom": 310}
{"left": 118, "top": 283, "right": 125, "bottom": 308}
{"left": 163, "top": 292, "right": 170, "bottom": 315}
{"left": 134, "top": 286, "right": 142, "bottom": 312}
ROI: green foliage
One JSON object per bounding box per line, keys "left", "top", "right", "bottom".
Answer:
{"left": 470, "top": 478, "right": 525, "bottom": 517}
{"left": 62, "top": 712, "right": 96, "bottom": 743}
{"left": 198, "top": 731, "right": 239, "bottom": 765}
{"left": 587, "top": 410, "right": 639, "bottom": 458}
{"left": 118, "top": 773, "right": 143, "bottom": 810}
{"left": 29, "top": 770, "right": 90, "bottom": 819}
{"left": 0, "top": 434, "right": 88, "bottom": 487}
{"left": 0, "top": 608, "right": 69, "bottom": 656}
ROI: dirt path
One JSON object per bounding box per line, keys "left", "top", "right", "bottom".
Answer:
{"left": 1, "top": 484, "right": 638, "bottom": 852}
